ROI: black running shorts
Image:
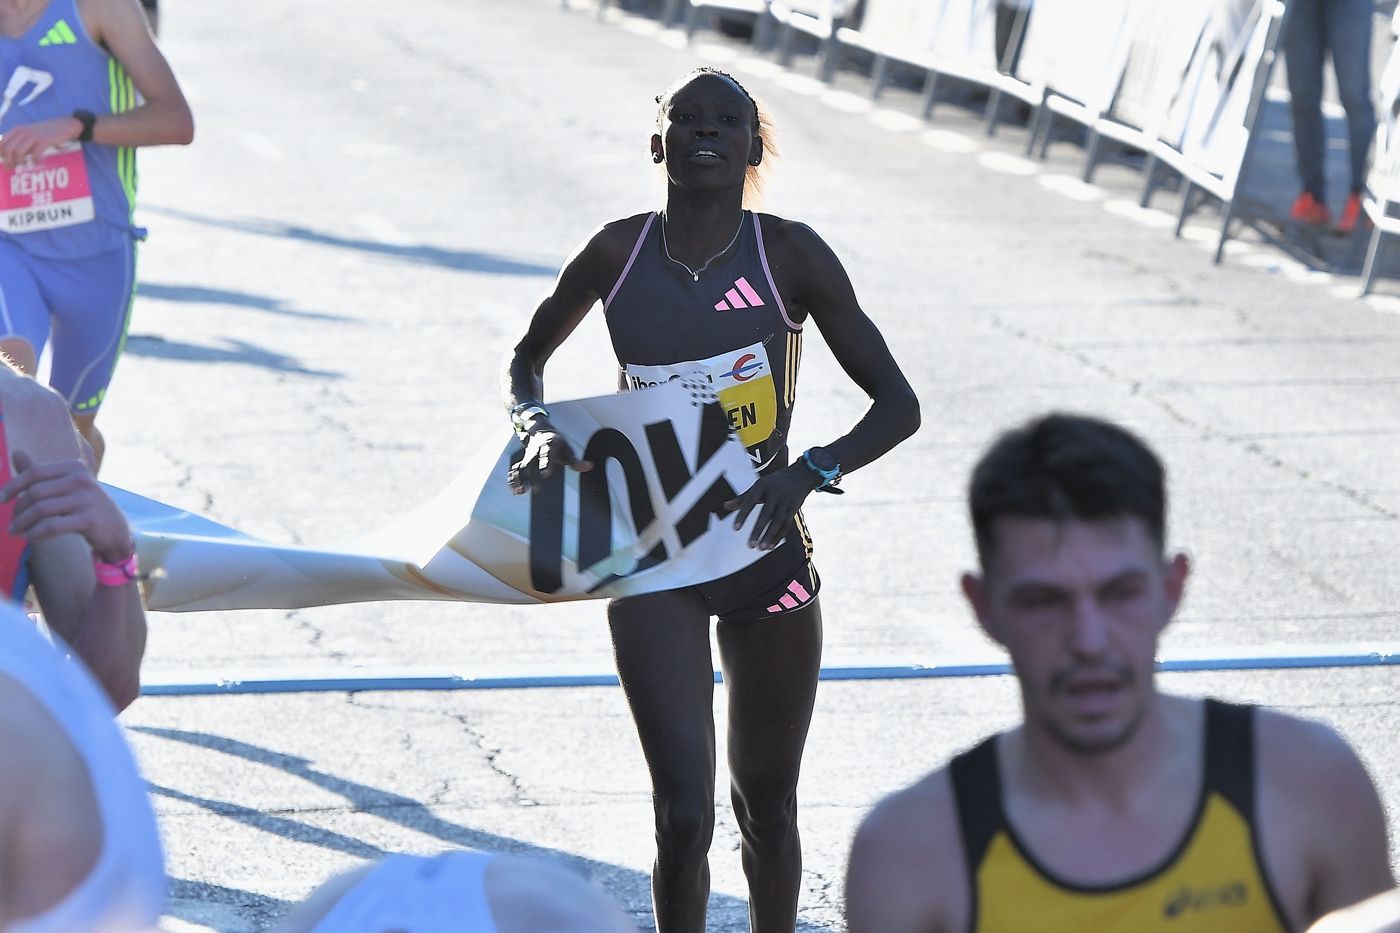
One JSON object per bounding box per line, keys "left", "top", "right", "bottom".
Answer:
{"left": 697, "top": 514, "right": 820, "bottom": 623}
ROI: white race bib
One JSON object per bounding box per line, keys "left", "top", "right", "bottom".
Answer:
{"left": 624, "top": 342, "right": 778, "bottom": 454}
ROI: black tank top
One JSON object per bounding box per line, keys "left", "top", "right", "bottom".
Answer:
{"left": 604, "top": 211, "right": 802, "bottom": 473}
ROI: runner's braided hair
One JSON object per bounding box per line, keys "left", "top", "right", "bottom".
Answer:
{"left": 654, "top": 67, "right": 777, "bottom": 207}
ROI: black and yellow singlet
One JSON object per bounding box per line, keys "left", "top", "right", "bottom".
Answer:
{"left": 604, "top": 211, "right": 802, "bottom": 475}
{"left": 950, "top": 700, "right": 1290, "bottom": 932}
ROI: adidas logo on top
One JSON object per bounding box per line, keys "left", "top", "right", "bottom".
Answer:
{"left": 38, "top": 19, "right": 78, "bottom": 46}
{"left": 714, "top": 276, "right": 765, "bottom": 312}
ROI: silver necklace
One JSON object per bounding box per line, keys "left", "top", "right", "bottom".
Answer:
{"left": 660, "top": 212, "right": 745, "bottom": 283}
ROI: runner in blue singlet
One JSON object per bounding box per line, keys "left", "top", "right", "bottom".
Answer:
{"left": 0, "top": 0, "right": 193, "bottom": 468}
{"left": 503, "top": 68, "right": 920, "bottom": 932}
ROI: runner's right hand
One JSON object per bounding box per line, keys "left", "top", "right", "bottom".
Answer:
{"left": 0, "top": 117, "right": 82, "bottom": 167}
{"left": 507, "top": 418, "right": 593, "bottom": 495}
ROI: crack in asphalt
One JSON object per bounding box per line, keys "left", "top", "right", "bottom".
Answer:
{"left": 343, "top": 695, "right": 540, "bottom": 807}
{"left": 450, "top": 710, "right": 541, "bottom": 808}
{"left": 988, "top": 314, "right": 1400, "bottom": 531}
{"left": 806, "top": 864, "right": 840, "bottom": 914}
{"left": 288, "top": 609, "right": 348, "bottom": 663}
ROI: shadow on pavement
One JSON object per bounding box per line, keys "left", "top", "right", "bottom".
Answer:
{"left": 141, "top": 205, "right": 560, "bottom": 277}
{"left": 137, "top": 283, "right": 355, "bottom": 324}
{"left": 123, "top": 333, "right": 343, "bottom": 379}
{"left": 165, "top": 878, "right": 294, "bottom": 929}
{"left": 134, "top": 726, "right": 839, "bottom": 932}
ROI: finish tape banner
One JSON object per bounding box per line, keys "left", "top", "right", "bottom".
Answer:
{"left": 113, "top": 380, "right": 765, "bottom": 612}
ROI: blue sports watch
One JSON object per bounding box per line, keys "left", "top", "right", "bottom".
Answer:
{"left": 802, "top": 447, "right": 844, "bottom": 495}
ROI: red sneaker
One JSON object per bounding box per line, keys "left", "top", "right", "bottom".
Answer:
{"left": 1290, "top": 191, "right": 1331, "bottom": 226}
{"left": 1336, "top": 193, "right": 1366, "bottom": 235}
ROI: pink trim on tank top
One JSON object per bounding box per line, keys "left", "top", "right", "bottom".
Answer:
{"left": 753, "top": 213, "right": 799, "bottom": 331}
{"left": 604, "top": 213, "right": 657, "bottom": 311}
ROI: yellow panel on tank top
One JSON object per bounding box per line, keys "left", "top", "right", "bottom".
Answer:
{"left": 974, "top": 795, "right": 1286, "bottom": 932}
{"left": 720, "top": 374, "right": 778, "bottom": 449}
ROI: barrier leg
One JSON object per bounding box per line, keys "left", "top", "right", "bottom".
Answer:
{"left": 985, "top": 88, "right": 1004, "bottom": 136}
{"left": 595, "top": 0, "right": 610, "bottom": 19}
{"left": 661, "top": 0, "right": 683, "bottom": 26}
{"left": 1023, "top": 103, "right": 1044, "bottom": 155}
{"left": 921, "top": 72, "right": 943, "bottom": 120}
{"left": 760, "top": 9, "right": 782, "bottom": 49}
{"left": 1081, "top": 130, "right": 1102, "bottom": 181}
{"left": 685, "top": 3, "right": 701, "bottom": 40}
{"left": 776, "top": 21, "right": 795, "bottom": 65}
{"left": 1214, "top": 197, "right": 1236, "bottom": 264}
{"left": 818, "top": 35, "right": 838, "bottom": 81}
{"left": 1175, "top": 180, "right": 1196, "bottom": 238}
{"left": 1038, "top": 110, "right": 1054, "bottom": 159}
{"left": 1139, "top": 153, "right": 1160, "bottom": 208}
{"left": 871, "top": 54, "right": 889, "bottom": 99}
{"left": 1361, "top": 225, "right": 1387, "bottom": 296}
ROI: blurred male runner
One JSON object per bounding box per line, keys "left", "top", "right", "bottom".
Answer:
{"left": 846, "top": 413, "right": 1393, "bottom": 932}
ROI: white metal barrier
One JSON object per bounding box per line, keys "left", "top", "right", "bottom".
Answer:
{"left": 820, "top": 0, "right": 1288, "bottom": 262}
{"left": 1361, "top": 10, "right": 1400, "bottom": 294}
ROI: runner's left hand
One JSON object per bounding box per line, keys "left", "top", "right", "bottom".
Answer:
{"left": 723, "top": 462, "right": 818, "bottom": 550}
{"left": 0, "top": 117, "right": 84, "bottom": 167}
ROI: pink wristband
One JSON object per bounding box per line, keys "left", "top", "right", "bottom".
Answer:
{"left": 93, "top": 552, "right": 139, "bottom": 587}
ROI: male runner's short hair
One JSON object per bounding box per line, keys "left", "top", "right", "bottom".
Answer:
{"left": 969, "top": 413, "right": 1166, "bottom": 565}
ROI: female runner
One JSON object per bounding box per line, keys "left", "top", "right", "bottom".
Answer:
{"left": 503, "top": 68, "right": 919, "bottom": 933}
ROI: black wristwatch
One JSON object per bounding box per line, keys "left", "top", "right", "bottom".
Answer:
{"left": 72, "top": 109, "right": 96, "bottom": 143}
{"left": 801, "top": 446, "right": 845, "bottom": 495}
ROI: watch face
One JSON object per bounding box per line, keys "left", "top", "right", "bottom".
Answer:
{"left": 808, "top": 447, "right": 838, "bottom": 472}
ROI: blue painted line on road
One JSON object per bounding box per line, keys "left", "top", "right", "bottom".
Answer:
{"left": 140, "top": 644, "right": 1400, "bottom": 696}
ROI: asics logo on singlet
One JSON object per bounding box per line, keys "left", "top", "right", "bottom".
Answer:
{"left": 37, "top": 20, "right": 78, "bottom": 46}
{"left": 1162, "top": 881, "right": 1248, "bottom": 918}
{"left": 713, "top": 276, "right": 765, "bottom": 312}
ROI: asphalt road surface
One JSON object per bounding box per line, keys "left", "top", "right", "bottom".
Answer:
{"left": 85, "top": 1, "right": 1400, "bottom": 929}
